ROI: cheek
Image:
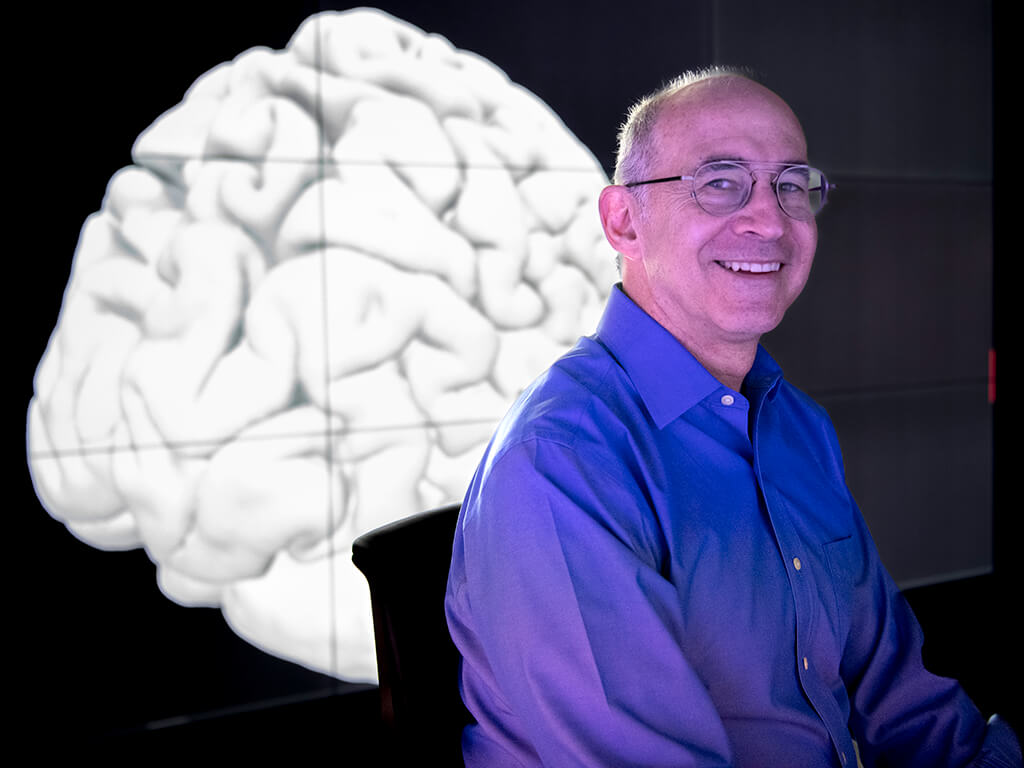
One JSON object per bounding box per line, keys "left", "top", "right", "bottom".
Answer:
{"left": 790, "top": 224, "right": 817, "bottom": 271}
{"left": 786, "top": 231, "right": 817, "bottom": 295}
{"left": 802, "top": 222, "right": 818, "bottom": 258}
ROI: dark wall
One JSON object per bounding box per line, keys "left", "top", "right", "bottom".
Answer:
{"left": 15, "top": 0, "right": 1011, "bottom": 753}
{"left": 732, "top": 2, "right": 994, "bottom": 588}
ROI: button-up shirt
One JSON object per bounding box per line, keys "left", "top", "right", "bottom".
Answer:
{"left": 445, "top": 285, "right": 1017, "bottom": 766}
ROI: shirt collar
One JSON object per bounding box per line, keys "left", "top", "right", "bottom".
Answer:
{"left": 745, "top": 345, "right": 784, "bottom": 401}
{"left": 594, "top": 284, "right": 784, "bottom": 429}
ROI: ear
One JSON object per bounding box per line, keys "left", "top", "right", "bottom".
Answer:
{"left": 598, "top": 185, "right": 643, "bottom": 263}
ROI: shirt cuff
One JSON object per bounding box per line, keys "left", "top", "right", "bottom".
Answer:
{"left": 972, "top": 715, "right": 1023, "bottom": 768}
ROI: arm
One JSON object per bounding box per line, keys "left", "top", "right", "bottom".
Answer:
{"left": 449, "top": 436, "right": 733, "bottom": 767}
{"left": 826, "top": 456, "right": 1021, "bottom": 765}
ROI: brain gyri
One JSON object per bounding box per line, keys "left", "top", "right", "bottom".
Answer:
{"left": 26, "top": 9, "right": 615, "bottom": 682}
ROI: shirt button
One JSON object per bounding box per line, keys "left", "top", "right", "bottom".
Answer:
{"left": 803, "top": 656, "right": 809, "bottom": 670}
{"left": 720, "top": 394, "right": 735, "bottom": 406}
{"left": 793, "top": 557, "right": 802, "bottom": 571}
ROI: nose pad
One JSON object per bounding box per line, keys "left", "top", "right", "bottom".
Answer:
{"left": 750, "top": 170, "right": 783, "bottom": 202}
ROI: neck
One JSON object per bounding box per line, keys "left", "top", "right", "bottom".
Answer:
{"left": 620, "top": 281, "right": 758, "bottom": 392}
{"left": 685, "top": 339, "right": 757, "bottom": 392}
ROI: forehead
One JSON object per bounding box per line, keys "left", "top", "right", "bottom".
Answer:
{"left": 652, "top": 78, "right": 808, "bottom": 168}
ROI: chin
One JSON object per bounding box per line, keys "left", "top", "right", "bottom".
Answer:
{"left": 718, "top": 309, "right": 788, "bottom": 340}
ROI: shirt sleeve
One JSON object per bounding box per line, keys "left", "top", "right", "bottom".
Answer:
{"left": 449, "top": 435, "right": 734, "bottom": 767}
{"left": 973, "top": 716, "right": 1023, "bottom": 767}
{"left": 825, "top": 436, "right": 1021, "bottom": 766}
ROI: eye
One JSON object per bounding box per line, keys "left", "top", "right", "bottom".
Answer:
{"left": 696, "top": 164, "right": 748, "bottom": 194}
{"left": 777, "top": 167, "right": 811, "bottom": 195}
{"left": 777, "top": 180, "right": 808, "bottom": 195}
{"left": 704, "top": 176, "right": 743, "bottom": 191}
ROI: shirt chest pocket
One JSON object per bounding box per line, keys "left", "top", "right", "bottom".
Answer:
{"left": 821, "top": 535, "right": 857, "bottom": 653}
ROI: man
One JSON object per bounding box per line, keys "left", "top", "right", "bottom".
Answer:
{"left": 444, "top": 69, "right": 1020, "bottom": 767}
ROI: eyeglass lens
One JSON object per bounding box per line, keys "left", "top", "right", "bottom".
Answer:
{"left": 694, "top": 163, "right": 825, "bottom": 220}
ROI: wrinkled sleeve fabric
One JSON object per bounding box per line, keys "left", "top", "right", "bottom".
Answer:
{"left": 975, "top": 717, "right": 1024, "bottom": 767}
{"left": 447, "top": 435, "right": 734, "bottom": 767}
{"left": 819, "top": 419, "right": 1022, "bottom": 768}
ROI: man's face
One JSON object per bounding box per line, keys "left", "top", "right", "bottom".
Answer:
{"left": 624, "top": 79, "right": 818, "bottom": 355}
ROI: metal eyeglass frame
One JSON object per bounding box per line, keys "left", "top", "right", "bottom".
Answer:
{"left": 623, "top": 160, "right": 834, "bottom": 220}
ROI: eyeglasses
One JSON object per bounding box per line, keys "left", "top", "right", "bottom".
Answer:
{"left": 624, "top": 160, "right": 833, "bottom": 221}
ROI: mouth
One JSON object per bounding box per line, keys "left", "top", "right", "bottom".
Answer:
{"left": 716, "top": 261, "right": 782, "bottom": 274}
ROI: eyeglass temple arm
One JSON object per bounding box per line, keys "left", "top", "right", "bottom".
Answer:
{"left": 623, "top": 175, "right": 694, "bottom": 188}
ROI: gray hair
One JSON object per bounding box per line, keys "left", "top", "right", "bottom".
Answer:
{"left": 613, "top": 66, "right": 758, "bottom": 189}
{"left": 610, "top": 66, "right": 757, "bottom": 274}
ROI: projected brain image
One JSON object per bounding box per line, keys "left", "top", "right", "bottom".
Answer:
{"left": 26, "top": 9, "right": 615, "bottom": 682}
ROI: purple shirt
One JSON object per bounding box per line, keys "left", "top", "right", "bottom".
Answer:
{"left": 445, "top": 285, "right": 1019, "bottom": 767}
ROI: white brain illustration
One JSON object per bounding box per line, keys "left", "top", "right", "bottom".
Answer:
{"left": 26, "top": 9, "right": 615, "bottom": 682}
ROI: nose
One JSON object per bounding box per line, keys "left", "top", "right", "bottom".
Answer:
{"left": 731, "top": 174, "right": 786, "bottom": 240}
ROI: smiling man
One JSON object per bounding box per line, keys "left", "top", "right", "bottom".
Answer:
{"left": 445, "top": 69, "right": 1020, "bottom": 767}
{"left": 606, "top": 75, "right": 817, "bottom": 391}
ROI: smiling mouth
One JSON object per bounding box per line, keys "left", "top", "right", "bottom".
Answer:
{"left": 716, "top": 261, "right": 782, "bottom": 273}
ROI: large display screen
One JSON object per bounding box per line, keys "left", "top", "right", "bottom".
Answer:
{"left": 26, "top": 8, "right": 616, "bottom": 682}
{"left": 20, "top": 0, "right": 994, "bottom": 740}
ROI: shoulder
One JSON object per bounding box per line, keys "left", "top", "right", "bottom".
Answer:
{"left": 487, "top": 334, "right": 649, "bottom": 467}
{"left": 455, "top": 336, "right": 668, "bottom": 579}
{"left": 772, "top": 380, "right": 843, "bottom": 454}
{"left": 763, "top": 379, "right": 858, "bottom": 535}
{"left": 770, "top": 375, "right": 825, "bottom": 416}
{"left": 459, "top": 333, "right": 657, "bottom": 529}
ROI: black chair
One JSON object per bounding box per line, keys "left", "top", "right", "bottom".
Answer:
{"left": 352, "top": 502, "right": 473, "bottom": 766}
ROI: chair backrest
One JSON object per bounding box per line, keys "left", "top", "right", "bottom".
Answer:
{"left": 352, "top": 502, "right": 471, "bottom": 765}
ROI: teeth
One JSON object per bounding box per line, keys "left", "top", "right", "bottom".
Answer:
{"left": 718, "top": 261, "right": 781, "bottom": 273}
